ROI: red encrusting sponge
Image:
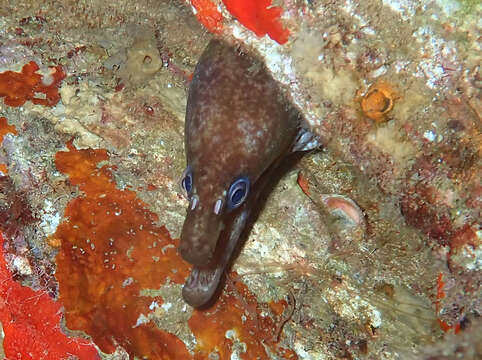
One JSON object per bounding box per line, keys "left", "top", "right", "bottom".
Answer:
{"left": 189, "top": 0, "right": 290, "bottom": 44}
{"left": 0, "top": 232, "right": 99, "bottom": 360}
{"left": 191, "top": 0, "right": 224, "bottom": 33}
{"left": 222, "top": 0, "right": 290, "bottom": 44}
{"left": 0, "top": 61, "right": 65, "bottom": 107}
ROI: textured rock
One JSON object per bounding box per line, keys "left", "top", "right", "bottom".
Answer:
{"left": 0, "top": 0, "right": 479, "bottom": 359}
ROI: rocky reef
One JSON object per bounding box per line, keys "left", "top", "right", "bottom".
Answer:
{"left": 0, "top": 0, "right": 479, "bottom": 359}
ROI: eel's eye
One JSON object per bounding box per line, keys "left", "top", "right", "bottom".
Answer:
{"left": 181, "top": 167, "right": 193, "bottom": 195}
{"left": 227, "top": 176, "right": 250, "bottom": 209}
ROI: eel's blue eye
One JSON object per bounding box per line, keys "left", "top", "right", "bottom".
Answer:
{"left": 227, "top": 176, "right": 250, "bottom": 209}
{"left": 181, "top": 167, "right": 193, "bottom": 195}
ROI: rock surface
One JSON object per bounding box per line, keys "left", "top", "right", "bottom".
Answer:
{"left": 0, "top": 1, "right": 480, "bottom": 359}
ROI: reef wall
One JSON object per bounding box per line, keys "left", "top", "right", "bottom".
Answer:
{"left": 0, "top": 0, "right": 480, "bottom": 359}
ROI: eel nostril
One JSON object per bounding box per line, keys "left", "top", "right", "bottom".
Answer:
{"left": 190, "top": 195, "right": 199, "bottom": 210}
{"left": 213, "top": 199, "right": 223, "bottom": 215}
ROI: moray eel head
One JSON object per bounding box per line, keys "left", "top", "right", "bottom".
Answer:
{"left": 179, "top": 168, "right": 250, "bottom": 266}
{"left": 179, "top": 40, "right": 305, "bottom": 307}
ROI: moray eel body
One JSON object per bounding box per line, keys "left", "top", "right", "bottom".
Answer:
{"left": 179, "top": 39, "right": 314, "bottom": 307}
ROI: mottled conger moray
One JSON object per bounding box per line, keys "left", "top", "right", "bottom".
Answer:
{"left": 179, "top": 39, "right": 317, "bottom": 307}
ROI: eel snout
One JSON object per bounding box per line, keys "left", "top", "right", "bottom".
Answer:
{"left": 179, "top": 208, "right": 223, "bottom": 266}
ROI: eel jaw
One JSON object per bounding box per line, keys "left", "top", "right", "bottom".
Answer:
{"left": 182, "top": 266, "right": 223, "bottom": 308}
{"left": 182, "top": 208, "right": 249, "bottom": 307}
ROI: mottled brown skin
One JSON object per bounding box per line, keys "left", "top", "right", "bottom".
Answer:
{"left": 179, "top": 40, "right": 305, "bottom": 307}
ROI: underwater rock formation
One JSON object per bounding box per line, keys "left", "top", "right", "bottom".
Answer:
{"left": 0, "top": 0, "right": 479, "bottom": 359}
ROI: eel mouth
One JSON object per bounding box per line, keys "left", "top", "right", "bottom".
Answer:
{"left": 182, "top": 265, "right": 224, "bottom": 308}
{"left": 181, "top": 208, "right": 249, "bottom": 308}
